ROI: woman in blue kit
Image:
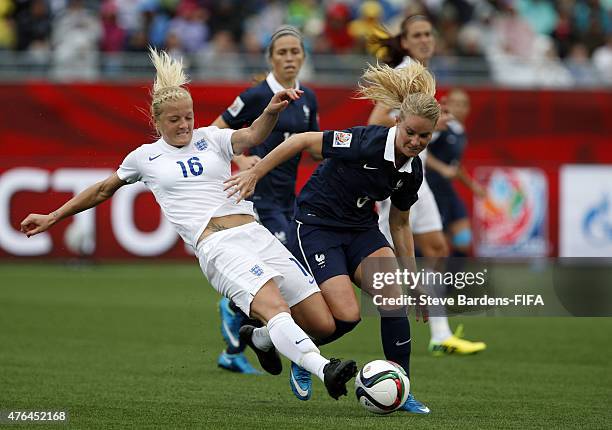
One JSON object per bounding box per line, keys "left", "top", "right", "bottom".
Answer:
{"left": 210, "top": 26, "right": 321, "bottom": 374}
{"left": 225, "top": 61, "right": 439, "bottom": 414}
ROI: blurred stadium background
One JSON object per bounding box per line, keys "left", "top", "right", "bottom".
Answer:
{"left": 1, "top": 0, "right": 611, "bottom": 428}
{"left": 1, "top": 0, "right": 611, "bottom": 260}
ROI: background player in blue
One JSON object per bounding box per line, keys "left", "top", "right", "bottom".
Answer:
{"left": 210, "top": 26, "right": 321, "bottom": 374}
{"left": 225, "top": 62, "right": 438, "bottom": 414}
{"left": 426, "top": 89, "right": 485, "bottom": 255}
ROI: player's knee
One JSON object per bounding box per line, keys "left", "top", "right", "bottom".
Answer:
{"left": 439, "top": 235, "right": 450, "bottom": 255}
{"left": 452, "top": 228, "right": 472, "bottom": 248}
{"left": 420, "top": 236, "right": 449, "bottom": 258}
{"left": 331, "top": 304, "right": 361, "bottom": 323}
{"left": 264, "top": 299, "right": 291, "bottom": 319}
{"left": 431, "top": 240, "right": 449, "bottom": 258}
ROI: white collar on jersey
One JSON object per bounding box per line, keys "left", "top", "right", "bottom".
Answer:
{"left": 384, "top": 126, "right": 413, "bottom": 173}
{"left": 266, "top": 72, "right": 300, "bottom": 94}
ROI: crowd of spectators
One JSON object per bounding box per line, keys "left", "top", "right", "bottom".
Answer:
{"left": 0, "top": 0, "right": 610, "bottom": 85}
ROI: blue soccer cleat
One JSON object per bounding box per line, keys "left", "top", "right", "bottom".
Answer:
{"left": 289, "top": 362, "right": 312, "bottom": 401}
{"left": 399, "top": 393, "right": 431, "bottom": 414}
{"left": 217, "top": 351, "right": 262, "bottom": 374}
{"left": 219, "top": 297, "right": 245, "bottom": 352}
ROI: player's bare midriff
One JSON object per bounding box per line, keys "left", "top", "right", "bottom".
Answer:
{"left": 198, "top": 214, "right": 256, "bottom": 243}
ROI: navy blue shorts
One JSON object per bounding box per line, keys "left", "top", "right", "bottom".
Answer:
{"left": 434, "top": 188, "right": 468, "bottom": 229}
{"left": 255, "top": 206, "right": 292, "bottom": 245}
{"left": 287, "top": 221, "right": 391, "bottom": 285}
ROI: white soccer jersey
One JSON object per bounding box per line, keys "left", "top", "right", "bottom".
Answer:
{"left": 117, "top": 126, "right": 255, "bottom": 248}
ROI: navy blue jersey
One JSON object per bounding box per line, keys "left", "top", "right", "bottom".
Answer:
{"left": 221, "top": 74, "right": 319, "bottom": 210}
{"left": 426, "top": 120, "right": 467, "bottom": 194}
{"left": 296, "top": 125, "right": 423, "bottom": 230}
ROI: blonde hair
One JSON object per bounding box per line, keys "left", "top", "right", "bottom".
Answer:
{"left": 357, "top": 62, "right": 440, "bottom": 125}
{"left": 149, "top": 47, "right": 192, "bottom": 132}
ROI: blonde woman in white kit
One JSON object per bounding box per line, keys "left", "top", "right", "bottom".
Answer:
{"left": 20, "top": 48, "right": 357, "bottom": 401}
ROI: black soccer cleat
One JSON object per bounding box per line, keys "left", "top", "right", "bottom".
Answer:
{"left": 239, "top": 325, "right": 282, "bottom": 375}
{"left": 323, "top": 358, "right": 358, "bottom": 400}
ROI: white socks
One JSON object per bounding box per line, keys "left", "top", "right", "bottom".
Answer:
{"left": 252, "top": 326, "right": 273, "bottom": 351}
{"left": 429, "top": 316, "right": 453, "bottom": 342}
{"left": 266, "top": 312, "right": 328, "bottom": 381}
{"left": 301, "top": 352, "right": 328, "bottom": 381}
{"left": 426, "top": 269, "right": 453, "bottom": 342}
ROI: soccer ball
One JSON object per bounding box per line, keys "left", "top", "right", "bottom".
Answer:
{"left": 355, "top": 360, "right": 410, "bottom": 414}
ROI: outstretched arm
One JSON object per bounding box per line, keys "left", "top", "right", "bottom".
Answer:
{"left": 457, "top": 166, "right": 486, "bottom": 197}
{"left": 426, "top": 155, "right": 485, "bottom": 197}
{"left": 224, "top": 132, "right": 323, "bottom": 202}
{"left": 230, "top": 88, "right": 302, "bottom": 155}
{"left": 425, "top": 153, "right": 458, "bottom": 179}
{"left": 211, "top": 111, "right": 263, "bottom": 171}
{"left": 20, "top": 173, "right": 126, "bottom": 237}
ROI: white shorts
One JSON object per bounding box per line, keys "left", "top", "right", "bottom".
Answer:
{"left": 195, "top": 222, "right": 319, "bottom": 317}
{"left": 378, "top": 177, "right": 443, "bottom": 245}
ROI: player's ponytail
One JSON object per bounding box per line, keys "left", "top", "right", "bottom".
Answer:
{"left": 357, "top": 62, "right": 440, "bottom": 125}
{"left": 148, "top": 47, "right": 192, "bottom": 132}
{"left": 357, "top": 61, "right": 435, "bottom": 107}
{"left": 370, "top": 15, "right": 434, "bottom": 68}
{"left": 369, "top": 29, "right": 404, "bottom": 68}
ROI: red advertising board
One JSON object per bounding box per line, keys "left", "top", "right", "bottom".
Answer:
{"left": 1, "top": 83, "right": 611, "bottom": 258}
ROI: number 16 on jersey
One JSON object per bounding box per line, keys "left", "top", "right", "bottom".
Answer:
{"left": 176, "top": 157, "right": 203, "bottom": 178}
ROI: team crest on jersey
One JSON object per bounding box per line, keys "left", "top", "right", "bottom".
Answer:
{"left": 314, "top": 253, "right": 326, "bottom": 268}
{"left": 303, "top": 105, "right": 310, "bottom": 122}
{"left": 332, "top": 131, "right": 352, "bottom": 148}
{"left": 195, "top": 138, "right": 208, "bottom": 151}
{"left": 250, "top": 265, "right": 264, "bottom": 277}
{"left": 228, "top": 96, "right": 245, "bottom": 117}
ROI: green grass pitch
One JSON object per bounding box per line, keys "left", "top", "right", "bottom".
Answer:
{"left": 1, "top": 263, "right": 610, "bottom": 429}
